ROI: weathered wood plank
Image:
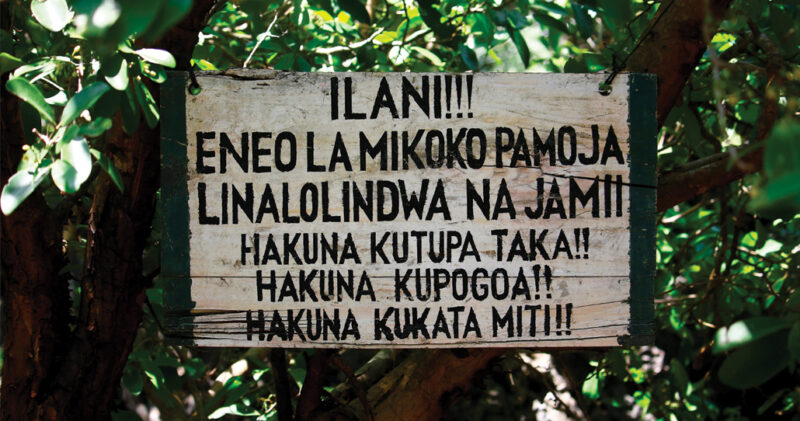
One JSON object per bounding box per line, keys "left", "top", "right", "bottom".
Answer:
{"left": 161, "top": 70, "right": 655, "bottom": 347}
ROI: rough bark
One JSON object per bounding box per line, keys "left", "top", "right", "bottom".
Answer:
{"left": 1, "top": 83, "right": 71, "bottom": 421}
{"left": 337, "top": 350, "right": 504, "bottom": 421}
{"left": 625, "top": 0, "right": 733, "bottom": 127}
{"left": 657, "top": 147, "right": 763, "bottom": 212}
{"left": 0, "top": 1, "right": 216, "bottom": 419}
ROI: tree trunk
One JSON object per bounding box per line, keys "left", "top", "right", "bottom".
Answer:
{"left": 0, "top": 2, "right": 216, "bottom": 419}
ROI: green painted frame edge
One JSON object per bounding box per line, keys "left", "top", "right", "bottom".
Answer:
{"left": 161, "top": 71, "right": 194, "bottom": 317}
{"left": 157, "top": 71, "right": 657, "bottom": 346}
{"left": 622, "top": 73, "right": 657, "bottom": 346}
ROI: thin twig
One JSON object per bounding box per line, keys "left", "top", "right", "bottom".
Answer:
{"left": 400, "top": 0, "right": 410, "bottom": 46}
{"left": 244, "top": 12, "right": 279, "bottom": 68}
{"left": 329, "top": 354, "right": 375, "bottom": 421}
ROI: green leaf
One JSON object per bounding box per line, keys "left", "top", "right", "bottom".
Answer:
{"left": 508, "top": 26, "right": 530, "bottom": 68}
{"left": 410, "top": 46, "right": 444, "bottom": 67}
{"left": 459, "top": 44, "right": 479, "bottom": 70}
{"left": 374, "top": 31, "right": 398, "bottom": 44}
{"left": 122, "top": 365, "right": 143, "bottom": 395}
{"left": 90, "top": 148, "right": 124, "bottom": 192}
{"left": 669, "top": 358, "right": 690, "bottom": 397}
{"left": 45, "top": 90, "right": 68, "bottom": 106}
{"left": 135, "top": 48, "right": 176, "bottom": 68}
{"left": 120, "top": 83, "right": 141, "bottom": 134}
{"left": 79, "top": 117, "right": 113, "bottom": 137}
{"left": 51, "top": 159, "right": 80, "bottom": 193}
{"left": 417, "top": 0, "right": 451, "bottom": 39}
{"left": 140, "top": 0, "right": 192, "bottom": 43}
{"left": 564, "top": 56, "right": 589, "bottom": 73}
{"left": 31, "top": 0, "right": 73, "bottom": 32}
{"left": 571, "top": 3, "right": 593, "bottom": 39}
{"left": 582, "top": 372, "right": 599, "bottom": 399}
{"left": 133, "top": 80, "right": 159, "bottom": 127}
{"left": 93, "top": 89, "right": 122, "bottom": 119}
{"left": 60, "top": 82, "right": 111, "bottom": 126}
{"left": 1, "top": 166, "right": 51, "bottom": 215}
{"left": 337, "top": 0, "right": 370, "bottom": 23}
{"left": 718, "top": 330, "right": 790, "bottom": 389}
{"left": 113, "top": 0, "right": 162, "bottom": 39}
{"left": 12, "top": 60, "right": 57, "bottom": 81}
{"left": 532, "top": 9, "right": 570, "bottom": 35}
{"left": 56, "top": 124, "right": 80, "bottom": 148}
{"left": 60, "top": 137, "right": 92, "bottom": 188}
{"left": 208, "top": 403, "right": 260, "bottom": 419}
{"left": 714, "top": 317, "right": 793, "bottom": 353}
{"left": 764, "top": 119, "right": 800, "bottom": 179}
{"left": 183, "top": 358, "right": 207, "bottom": 379}
{"left": 102, "top": 55, "right": 129, "bottom": 91}
{"left": 141, "top": 62, "right": 167, "bottom": 83}
{"left": 6, "top": 77, "right": 56, "bottom": 124}
{"left": 0, "top": 52, "right": 24, "bottom": 73}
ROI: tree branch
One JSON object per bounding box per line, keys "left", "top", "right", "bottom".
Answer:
{"left": 269, "top": 349, "right": 294, "bottom": 421}
{"left": 625, "top": 0, "right": 733, "bottom": 127}
{"left": 657, "top": 146, "right": 763, "bottom": 212}
{"left": 295, "top": 350, "right": 333, "bottom": 421}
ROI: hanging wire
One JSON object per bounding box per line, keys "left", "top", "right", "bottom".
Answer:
{"left": 188, "top": 65, "right": 202, "bottom": 95}
{"left": 599, "top": 0, "right": 676, "bottom": 95}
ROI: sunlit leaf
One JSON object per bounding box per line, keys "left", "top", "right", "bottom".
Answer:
{"left": 135, "top": 48, "right": 176, "bottom": 68}
{"left": 53, "top": 138, "right": 92, "bottom": 192}
{"left": 1, "top": 166, "right": 51, "bottom": 214}
{"left": 582, "top": 372, "right": 599, "bottom": 399}
{"left": 0, "top": 52, "right": 24, "bottom": 73}
{"left": 102, "top": 55, "right": 129, "bottom": 91}
{"left": 45, "top": 90, "right": 68, "bottom": 106}
{"left": 6, "top": 77, "right": 56, "bottom": 124}
{"left": 133, "top": 80, "right": 159, "bottom": 127}
{"left": 60, "top": 82, "right": 111, "bottom": 126}
{"left": 51, "top": 159, "right": 80, "bottom": 193}
{"left": 31, "top": 0, "right": 73, "bottom": 32}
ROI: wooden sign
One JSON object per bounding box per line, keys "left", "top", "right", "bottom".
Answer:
{"left": 161, "top": 70, "right": 656, "bottom": 348}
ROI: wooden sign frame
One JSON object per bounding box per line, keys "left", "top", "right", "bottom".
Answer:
{"left": 161, "top": 70, "right": 656, "bottom": 348}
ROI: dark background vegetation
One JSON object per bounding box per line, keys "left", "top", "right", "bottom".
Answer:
{"left": 2, "top": 0, "right": 800, "bottom": 419}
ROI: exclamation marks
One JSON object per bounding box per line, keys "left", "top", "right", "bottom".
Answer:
{"left": 445, "top": 75, "right": 452, "bottom": 119}
{"left": 530, "top": 265, "right": 573, "bottom": 337}
{"left": 555, "top": 303, "right": 573, "bottom": 336}
{"left": 573, "top": 228, "right": 590, "bottom": 259}
{"left": 565, "top": 303, "right": 572, "bottom": 336}
{"left": 439, "top": 74, "right": 474, "bottom": 119}
{"left": 455, "top": 76, "right": 462, "bottom": 118}
{"left": 532, "top": 264, "right": 552, "bottom": 300}
{"left": 466, "top": 74, "right": 473, "bottom": 118}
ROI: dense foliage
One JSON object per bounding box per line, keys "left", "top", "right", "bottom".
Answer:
{"left": 2, "top": 0, "right": 800, "bottom": 419}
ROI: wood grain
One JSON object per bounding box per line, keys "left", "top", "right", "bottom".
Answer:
{"left": 162, "top": 70, "right": 654, "bottom": 347}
